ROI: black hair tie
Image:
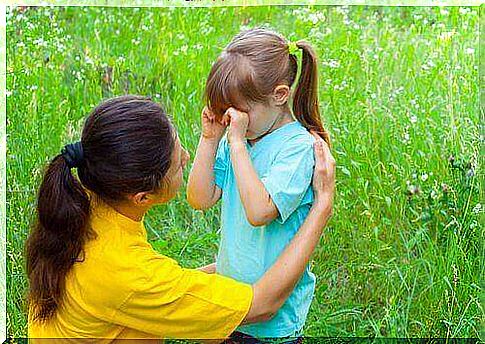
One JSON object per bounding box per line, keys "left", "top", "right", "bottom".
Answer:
{"left": 61, "top": 141, "right": 84, "bottom": 169}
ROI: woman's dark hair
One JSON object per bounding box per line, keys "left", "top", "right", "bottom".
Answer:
{"left": 205, "top": 27, "right": 330, "bottom": 145}
{"left": 25, "top": 95, "right": 175, "bottom": 322}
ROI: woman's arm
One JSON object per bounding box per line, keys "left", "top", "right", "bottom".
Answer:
{"left": 197, "top": 262, "right": 216, "bottom": 274}
{"left": 242, "top": 134, "right": 336, "bottom": 324}
{"left": 187, "top": 107, "right": 227, "bottom": 210}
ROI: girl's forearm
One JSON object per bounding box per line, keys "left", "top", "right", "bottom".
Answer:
{"left": 187, "top": 137, "right": 221, "bottom": 210}
{"left": 243, "top": 199, "right": 332, "bottom": 324}
{"left": 230, "top": 142, "right": 277, "bottom": 226}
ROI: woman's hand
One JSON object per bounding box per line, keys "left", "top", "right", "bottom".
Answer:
{"left": 310, "top": 132, "right": 336, "bottom": 210}
{"left": 225, "top": 107, "right": 249, "bottom": 144}
{"left": 201, "top": 107, "right": 227, "bottom": 143}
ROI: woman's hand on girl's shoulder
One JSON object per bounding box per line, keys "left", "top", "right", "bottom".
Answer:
{"left": 310, "top": 131, "right": 336, "bottom": 211}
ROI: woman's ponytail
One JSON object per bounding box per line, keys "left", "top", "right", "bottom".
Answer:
{"left": 26, "top": 152, "right": 91, "bottom": 322}
{"left": 292, "top": 41, "right": 331, "bottom": 146}
{"left": 25, "top": 96, "right": 175, "bottom": 322}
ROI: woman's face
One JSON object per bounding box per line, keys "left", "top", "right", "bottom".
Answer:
{"left": 152, "top": 134, "right": 190, "bottom": 204}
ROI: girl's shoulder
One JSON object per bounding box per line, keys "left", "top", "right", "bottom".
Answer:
{"left": 279, "top": 122, "right": 315, "bottom": 147}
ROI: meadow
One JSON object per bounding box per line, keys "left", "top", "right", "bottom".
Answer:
{"left": 5, "top": 5, "right": 482, "bottom": 338}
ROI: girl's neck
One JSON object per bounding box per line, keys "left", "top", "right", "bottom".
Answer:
{"left": 248, "top": 111, "right": 294, "bottom": 145}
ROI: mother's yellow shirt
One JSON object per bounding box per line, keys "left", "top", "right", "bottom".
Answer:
{"left": 28, "top": 197, "right": 253, "bottom": 341}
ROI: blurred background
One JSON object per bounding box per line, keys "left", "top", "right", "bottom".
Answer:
{"left": 6, "top": 5, "right": 481, "bottom": 337}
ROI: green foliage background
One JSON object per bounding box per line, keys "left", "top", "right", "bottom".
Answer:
{"left": 6, "top": 5, "right": 482, "bottom": 338}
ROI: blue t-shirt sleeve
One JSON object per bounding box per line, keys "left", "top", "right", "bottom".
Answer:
{"left": 261, "top": 137, "right": 315, "bottom": 224}
{"left": 214, "top": 136, "right": 228, "bottom": 190}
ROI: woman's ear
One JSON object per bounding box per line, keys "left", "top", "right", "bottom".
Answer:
{"left": 130, "top": 191, "right": 153, "bottom": 206}
{"left": 271, "top": 85, "right": 290, "bottom": 106}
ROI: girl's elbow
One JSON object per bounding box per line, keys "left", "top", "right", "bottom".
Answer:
{"left": 247, "top": 211, "right": 276, "bottom": 227}
{"left": 248, "top": 216, "right": 266, "bottom": 227}
{"left": 247, "top": 216, "right": 270, "bottom": 227}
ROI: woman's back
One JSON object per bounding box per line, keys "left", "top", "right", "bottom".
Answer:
{"left": 29, "top": 197, "right": 252, "bottom": 340}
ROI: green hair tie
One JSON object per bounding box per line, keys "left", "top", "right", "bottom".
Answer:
{"left": 288, "top": 41, "right": 299, "bottom": 55}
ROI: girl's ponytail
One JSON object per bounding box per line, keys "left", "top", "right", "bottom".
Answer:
{"left": 292, "top": 41, "right": 331, "bottom": 146}
{"left": 26, "top": 151, "right": 91, "bottom": 322}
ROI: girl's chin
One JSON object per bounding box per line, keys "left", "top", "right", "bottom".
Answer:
{"left": 245, "top": 131, "right": 258, "bottom": 140}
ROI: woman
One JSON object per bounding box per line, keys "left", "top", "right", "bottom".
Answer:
{"left": 26, "top": 95, "right": 335, "bottom": 342}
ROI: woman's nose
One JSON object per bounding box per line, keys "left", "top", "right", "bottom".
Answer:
{"left": 183, "top": 150, "right": 190, "bottom": 168}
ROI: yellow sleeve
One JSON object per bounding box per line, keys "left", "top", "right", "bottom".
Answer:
{"left": 111, "top": 252, "right": 253, "bottom": 339}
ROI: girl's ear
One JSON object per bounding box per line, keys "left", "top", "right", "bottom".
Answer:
{"left": 272, "top": 85, "right": 290, "bottom": 106}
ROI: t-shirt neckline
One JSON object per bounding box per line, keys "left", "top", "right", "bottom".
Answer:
{"left": 246, "top": 120, "right": 299, "bottom": 149}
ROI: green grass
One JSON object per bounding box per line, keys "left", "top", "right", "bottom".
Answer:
{"left": 6, "top": 5, "right": 483, "bottom": 338}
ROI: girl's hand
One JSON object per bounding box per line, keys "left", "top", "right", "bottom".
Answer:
{"left": 310, "top": 132, "right": 336, "bottom": 209}
{"left": 201, "top": 107, "right": 227, "bottom": 143}
{"left": 226, "top": 107, "right": 249, "bottom": 144}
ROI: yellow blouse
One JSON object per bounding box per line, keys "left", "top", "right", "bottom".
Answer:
{"left": 28, "top": 196, "right": 253, "bottom": 342}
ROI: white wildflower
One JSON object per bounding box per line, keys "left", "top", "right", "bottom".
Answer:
{"left": 85, "top": 56, "right": 94, "bottom": 65}
{"left": 472, "top": 203, "right": 482, "bottom": 214}
{"left": 33, "top": 38, "right": 48, "bottom": 48}
{"left": 438, "top": 31, "right": 455, "bottom": 41}
{"left": 323, "top": 59, "right": 340, "bottom": 69}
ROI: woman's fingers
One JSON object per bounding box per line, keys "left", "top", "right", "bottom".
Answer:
{"left": 311, "top": 134, "right": 336, "bottom": 200}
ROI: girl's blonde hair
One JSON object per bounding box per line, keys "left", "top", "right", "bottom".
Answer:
{"left": 204, "top": 27, "right": 330, "bottom": 145}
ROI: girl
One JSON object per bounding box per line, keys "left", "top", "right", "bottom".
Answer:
{"left": 26, "top": 95, "right": 335, "bottom": 341}
{"left": 187, "top": 28, "right": 331, "bottom": 339}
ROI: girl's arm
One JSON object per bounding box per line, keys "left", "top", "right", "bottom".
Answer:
{"left": 187, "top": 108, "right": 227, "bottom": 210}
{"left": 230, "top": 142, "right": 278, "bottom": 226}
{"left": 243, "top": 135, "right": 335, "bottom": 323}
{"left": 225, "top": 107, "right": 278, "bottom": 227}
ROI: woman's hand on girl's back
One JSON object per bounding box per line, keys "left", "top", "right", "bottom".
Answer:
{"left": 225, "top": 107, "right": 249, "bottom": 145}
{"left": 310, "top": 132, "right": 336, "bottom": 210}
{"left": 201, "top": 106, "right": 227, "bottom": 143}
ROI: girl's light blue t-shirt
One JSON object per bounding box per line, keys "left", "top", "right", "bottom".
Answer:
{"left": 214, "top": 121, "right": 316, "bottom": 338}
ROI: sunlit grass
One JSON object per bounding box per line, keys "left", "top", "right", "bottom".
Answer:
{"left": 6, "top": 5, "right": 482, "bottom": 338}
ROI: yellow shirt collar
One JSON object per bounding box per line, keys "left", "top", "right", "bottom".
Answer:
{"left": 89, "top": 192, "right": 146, "bottom": 235}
